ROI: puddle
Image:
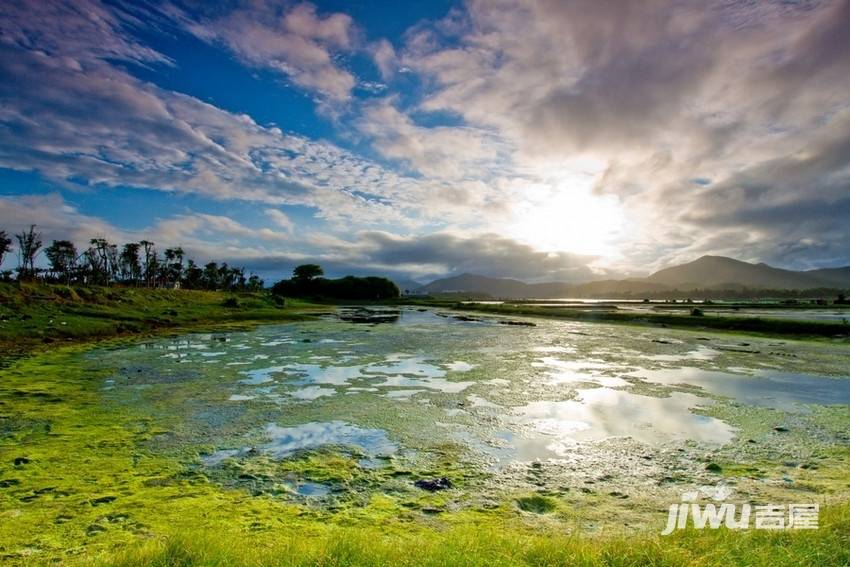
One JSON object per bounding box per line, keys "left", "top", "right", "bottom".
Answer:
{"left": 283, "top": 363, "right": 367, "bottom": 386}
{"left": 446, "top": 361, "right": 475, "bottom": 372}
{"left": 239, "top": 366, "right": 286, "bottom": 385}
{"left": 365, "top": 355, "right": 445, "bottom": 378}
{"left": 504, "top": 388, "right": 735, "bottom": 456}
{"left": 532, "top": 357, "right": 630, "bottom": 387}
{"left": 94, "top": 306, "right": 850, "bottom": 505}
{"left": 228, "top": 394, "right": 255, "bottom": 401}
{"left": 634, "top": 367, "right": 850, "bottom": 410}
{"left": 289, "top": 386, "right": 336, "bottom": 400}
{"left": 292, "top": 481, "right": 331, "bottom": 497}
{"left": 262, "top": 421, "right": 398, "bottom": 458}
{"left": 202, "top": 421, "right": 398, "bottom": 466}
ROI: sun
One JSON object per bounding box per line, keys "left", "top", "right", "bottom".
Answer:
{"left": 508, "top": 181, "right": 625, "bottom": 257}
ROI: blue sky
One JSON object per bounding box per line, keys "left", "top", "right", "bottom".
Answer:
{"left": 2, "top": 0, "right": 850, "bottom": 283}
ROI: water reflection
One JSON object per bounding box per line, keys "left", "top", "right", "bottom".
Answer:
{"left": 532, "top": 357, "right": 629, "bottom": 387}
{"left": 99, "top": 307, "right": 850, "bottom": 477}
{"left": 502, "top": 388, "right": 735, "bottom": 459}
{"left": 262, "top": 421, "right": 398, "bottom": 458}
{"left": 203, "top": 421, "right": 398, "bottom": 465}
{"left": 634, "top": 367, "right": 850, "bottom": 410}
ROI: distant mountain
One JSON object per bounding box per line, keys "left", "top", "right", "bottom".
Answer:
{"left": 804, "top": 266, "right": 850, "bottom": 287}
{"left": 644, "top": 255, "right": 850, "bottom": 289}
{"left": 391, "top": 278, "right": 423, "bottom": 294}
{"left": 418, "top": 273, "right": 536, "bottom": 297}
{"left": 417, "top": 256, "right": 850, "bottom": 298}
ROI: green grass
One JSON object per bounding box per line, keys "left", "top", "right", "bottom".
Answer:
{"left": 79, "top": 501, "right": 850, "bottom": 566}
{"left": 450, "top": 302, "right": 850, "bottom": 339}
{"left": 2, "top": 285, "right": 850, "bottom": 565}
{"left": 0, "top": 283, "right": 321, "bottom": 357}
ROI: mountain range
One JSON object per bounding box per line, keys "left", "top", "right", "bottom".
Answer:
{"left": 415, "top": 256, "right": 850, "bottom": 298}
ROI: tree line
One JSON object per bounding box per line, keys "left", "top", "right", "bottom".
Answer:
{"left": 0, "top": 225, "right": 263, "bottom": 291}
{"left": 272, "top": 264, "right": 399, "bottom": 300}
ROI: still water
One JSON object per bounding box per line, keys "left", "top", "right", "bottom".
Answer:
{"left": 90, "top": 307, "right": 850, "bottom": 495}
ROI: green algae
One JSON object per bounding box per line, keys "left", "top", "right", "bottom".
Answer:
{"left": 2, "top": 307, "right": 850, "bottom": 564}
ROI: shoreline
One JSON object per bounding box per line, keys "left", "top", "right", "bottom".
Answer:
{"left": 446, "top": 301, "right": 850, "bottom": 339}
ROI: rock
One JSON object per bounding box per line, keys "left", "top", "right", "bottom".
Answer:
{"left": 86, "top": 524, "right": 107, "bottom": 536}
{"left": 414, "top": 477, "right": 453, "bottom": 492}
{"left": 89, "top": 495, "right": 117, "bottom": 506}
{"left": 13, "top": 457, "right": 29, "bottom": 466}
{"left": 498, "top": 320, "right": 536, "bottom": 327}
{"left": 773, "top": 426, "right": 789, "bottom": 433}
{"left": 516, "top": 495, "right": 557, "bottom": 514}
{"left": 705, "top": 463, "right": 723, "bottom": 472}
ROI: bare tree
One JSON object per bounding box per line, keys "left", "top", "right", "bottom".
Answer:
{"left": 140, "top": 240, "right": 156, "bottom": 287}
{"left": 15, "top": 225, "right": 42, "bottom": 280}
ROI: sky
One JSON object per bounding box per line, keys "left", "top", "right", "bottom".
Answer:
{"left": 1, "top": 0, "right": 849, "bottom": 284}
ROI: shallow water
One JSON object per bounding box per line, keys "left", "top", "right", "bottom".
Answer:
{"left": 89, "top": 306, "right": 850, "bottom": 500}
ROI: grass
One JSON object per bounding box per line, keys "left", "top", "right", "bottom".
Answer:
{"left": 450, "top": 302, "right": 850, "bottom": 339}
{"left": 77, "top": 501, "right": 850, "bottom": 566}
{"left": 2, "top": 285, "right": 850, "bottom": 565}
{"left": 0, "top": 282, "right": 322, "bottom": 357}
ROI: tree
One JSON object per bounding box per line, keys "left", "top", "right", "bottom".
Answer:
{"left": 88, "top": 238, "right": 116, "bottom": 285}
{"left": 293, "top": 264, "right": 323, "bottom": 282}
{"left": 15, "top": 225, "right": 42, "bottom": 280}
{"left": 182, "top": 259, "right": 203, "bottom": 289}
{"left": 45, "top": 240, "right": 77, "bottom": 283}
{"left": 272, "top": 266, "right": 399, "bottom": 300}
{"left": 247, "top": 274, "right": 264, "bottom": 291}
{"left": 0, "top": 230, "right": 11, "bottom": 269}
{"left": 119, "top": 243, "right": 142, "bottom": 284}
{"left": 164, "top": 247, "right": 185, "bottom": 287}
{"left": 203, "top": 262, "right": 220, "bottom": 290}
{"left": 140, "top": 240, "right": 156, "bottom": 287}
{"left": 218, "top": 263, "right": 237, "bottom": 291}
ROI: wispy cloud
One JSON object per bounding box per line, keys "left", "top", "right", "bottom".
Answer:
{"left": 2, "top": 0, "right": 850, "bottom": 277}
{"left": 400, "top": 0, "right": 850, "bottom": 270}
{"left": 184, "top": 2, "right": 358, "bottom": 104}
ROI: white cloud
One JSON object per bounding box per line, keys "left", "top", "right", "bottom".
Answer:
{"left": 398, "top": 0, "right": 850, "bottom": 270}
{"left": 186, "top": 2, "right": 357, "bottom": 102}
{"left": 3, "top": 0, "right": 850, "bottom": 275}
{"left": 265, "top": 209, "right": 295, "bottom": 233}
{"left": 370, "top": 39, "right": 398, "bottom": 80}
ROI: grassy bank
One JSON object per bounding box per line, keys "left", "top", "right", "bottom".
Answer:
{"left": 452, "top": 302, "right": 850, "bottom": 339}
{"left": 1, "top": 340, "right": 848, "bottom": 566}
{"left": 0, "top": 283, "right": 321, "bottom": 357}
{"left": 2, "top": 287, "right": 850, "bottom": 565}
{"left": 96, "top": 505, "right": 850, "bottom": 567}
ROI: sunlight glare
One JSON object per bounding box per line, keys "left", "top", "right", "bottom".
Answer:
{"left": 509, "top": 181, "right": 624, "bottom": 257}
